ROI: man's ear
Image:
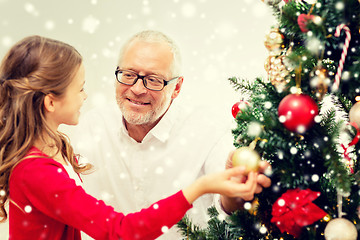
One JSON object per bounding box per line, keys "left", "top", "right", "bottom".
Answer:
{"left": 171, "top": 76, "right": 184, "bottom": 99}
{"left": 43, "top": 94, "right": 56, "bottom": 112}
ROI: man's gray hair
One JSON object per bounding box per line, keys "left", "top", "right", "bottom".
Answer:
{"left": 118, "top": 30, "right": 182, "bottom": 78}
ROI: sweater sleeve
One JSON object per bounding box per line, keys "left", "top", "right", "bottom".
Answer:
{"left": 13, "top": 158, "right": 192, "bottom": 240}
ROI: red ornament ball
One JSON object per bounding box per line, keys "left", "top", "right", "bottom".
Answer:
{"left": 232, "top": 100, "right": 249, "bottom": 118}
{"left": 278, "top": 94, "right": 319, "bottom": 133}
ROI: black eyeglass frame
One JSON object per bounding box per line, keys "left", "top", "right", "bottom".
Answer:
{"left": 115, "top": 68, "right": 179, "bottom": 91}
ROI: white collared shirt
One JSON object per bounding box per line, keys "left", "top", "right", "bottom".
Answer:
{"left": 70, "top": 100, "right": 234, "bottom": 239}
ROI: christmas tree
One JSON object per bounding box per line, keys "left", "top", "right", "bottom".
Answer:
{"left": 178, "top": 0, "right": 360, "bottom": 239}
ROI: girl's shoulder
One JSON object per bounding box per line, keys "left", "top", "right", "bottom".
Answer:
{"left": 11, "top": 147, "right": 64, "bottom": 181}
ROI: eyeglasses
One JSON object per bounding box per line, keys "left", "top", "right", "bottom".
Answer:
{"left": 115, "top": 68, "right": 179, "bottom": 91}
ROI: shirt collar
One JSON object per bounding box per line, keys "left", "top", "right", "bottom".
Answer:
{"left": 149, "top": 101, "right": 179, "bottom": 142}
{"left": 120, "top": 101, "right": 179, "bottom": 143}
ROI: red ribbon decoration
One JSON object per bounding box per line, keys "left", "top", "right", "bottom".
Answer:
{"left": 341, "top": 122, "right": 360, "bottom": 174}
{"left": 271, "top": 188, "right": 327, "bottom": 238}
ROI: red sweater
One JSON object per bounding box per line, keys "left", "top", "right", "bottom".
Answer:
{"left": 9, "top": 147, "right": 192, "bottom": 240}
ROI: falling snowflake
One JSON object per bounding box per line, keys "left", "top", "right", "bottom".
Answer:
{"left": 146, "top": 20, "right": 156, "bottom": 28}
{"left": 165, "top": 157, "right": 174, "bottom": 167}
{"left": 247, "top": 121, "right": 262, "bottom": 136}
{"left": 290, "top": 146, "right": 298, "bottom": 154}
{"left": 214, "top": 22, "right": 238, "bottom": 39}
{"left": 304, "top": 0, "right": 317, "bottom": 3}
{"left": 100, "top": 191, "right": 113, "bottom": 202}
{"left": 264, "top": 166, "right": 273, "bottom": 176}
{"left": 82, "top": 15, "right": 100, "bottom": 34}
{"left": 181, "top": 3, "right": 196, "bottom": 18}
{"left": 1, "top": 36, "right": 12, "bottom": 47}
{"left": 341, "top": 71, "right": 350, "bottom": 81}
{"left": 142, "top": 5, "right": 151, "bottom": 15}
{"left": 335, "top": 1, "right": 345, "bottom": 10}
{"left": 312, "top": 174, "right": 319, "bottom": 182}
{"left": 179, "top": 138, "right": 187, "bottom": 145}
{"left": 306, "top": 37, "right": 323, "bottom": 55}
{"left": 251, "top": 2, "right": 268, "bottom": 18}
{"left": 296, "top": 125, "right": 306, "bottom": 134}
{"left": 314, "top": 115, "right": 322, "bottom": 123}
{"left": 44, "top": 20, "right": 55, "bottom": 30}
{"left": 155, "top": 167, "right": 164, "bottom": 175}
{"left": 259, "top": 225, "right": 267, "bottom": 234}
{"left": 244, "top": 202, "right": 252, "bottom": 210}
{"left": 277, "top": 198, "right": 285, "bottom": 207}
{"left": 24, "top": 205, "right": 32, "bottom": 213}
{"left": 217, "top": 213, "right": 226, "bottom": 221}
{"left": 24, "top": 2, "right": 39, "bottom": 16}
{"left": 172, "top": 180, "right": 180, "bottom": 188}
{"left": 102, "top": 48, "right": 116, "bottom": 58}
{"left": 264, "top": 101, "right": 272, "bottom": 109}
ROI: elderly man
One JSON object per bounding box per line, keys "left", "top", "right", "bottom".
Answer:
{"left": 71, "top": 30, "right": 270, "bottom": 239}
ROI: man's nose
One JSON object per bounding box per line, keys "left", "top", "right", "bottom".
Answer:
{"left": 130, "top": 77, "right": 147, "bottom": 94}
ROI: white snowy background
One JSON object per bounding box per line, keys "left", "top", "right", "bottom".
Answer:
{"left": 0, "top": 0, "right": 275, "bottom": 237}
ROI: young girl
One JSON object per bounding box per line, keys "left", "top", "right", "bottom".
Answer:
{"left": 0, "top": 35, "right": 259, "bottom": 240}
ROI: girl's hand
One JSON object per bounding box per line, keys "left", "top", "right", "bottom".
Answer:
{"left": 226, "top": 150, "right": 272, "bottom": 191}
{"left": 183, "top": 166, "right": 259, "bottom": 204}
{"left": 219, "top": 150, "right": 272, "bottom": 213}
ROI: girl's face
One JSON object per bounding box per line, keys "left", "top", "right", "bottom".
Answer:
{"left": 50, "top": 63, "right": 87, "bottom": 127}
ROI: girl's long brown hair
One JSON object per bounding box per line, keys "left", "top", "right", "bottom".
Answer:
{"left": 0, "top": 35, "right": 92, "bottom": 222}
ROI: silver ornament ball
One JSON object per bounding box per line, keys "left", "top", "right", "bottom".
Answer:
{"left": 324, "top": 218, "right": 358, "bottom": 240}
{"left": 349, "top": 101, "right": 360, "bottom": 127}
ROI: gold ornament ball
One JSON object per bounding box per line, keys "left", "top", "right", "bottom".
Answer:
{"left": 232, "top": 147, "right": 260, "bottom": 174}
{"left": 324, "top": 218, "right": 358, "bottom": 240}
{"left": 310, "top": 65, "right": 329, "bottom": 100}
{"left": 349, "top": 101, "right": 360, "bottom": 127}
{"left": 264, "top": 55, "right": 289, "bottom": 92}
{"left": 264, "top": 28, "right": 284, "bottom": 53}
